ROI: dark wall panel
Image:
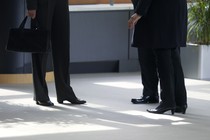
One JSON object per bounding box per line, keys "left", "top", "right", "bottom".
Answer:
{"left": 0, "top": 0, "right": 25, "bottom": 74}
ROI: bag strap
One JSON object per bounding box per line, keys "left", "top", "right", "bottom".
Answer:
{"left": 19, "top": 16, "right": 28, "bottom": 29}
{"left": 18, "top": 16, "right": 41, "bottom": 30}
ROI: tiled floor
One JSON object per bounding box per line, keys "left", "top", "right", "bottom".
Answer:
{"left": 0, "top": 72, "right": 210, "bottom": 140}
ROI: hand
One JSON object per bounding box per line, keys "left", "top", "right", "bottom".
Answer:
{"left": 27, "top": 10, "right": 36, "bottom": 19}
{"left": 128, "top": 13, "right": 141, "bottom": 29}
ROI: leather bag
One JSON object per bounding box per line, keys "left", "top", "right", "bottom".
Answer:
{"left": 6, "top": 16, "right": 49, "bottom": 53}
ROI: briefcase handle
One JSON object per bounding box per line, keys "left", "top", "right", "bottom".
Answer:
{"left": 19, "top": 16, "right": 28, "bottom": 29}
{"left": 19, "top": 16, "right": 41, "bottom": 30}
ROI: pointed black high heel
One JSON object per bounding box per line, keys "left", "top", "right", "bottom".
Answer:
{"left": 36, "top": 100, "right": 54, "bottom": 106}
{"left": 147, "top": 107, "right": 175, "bottom": 115}
{"left": 175, "top": 104, "right": 187, "bottom": 114}
{"left": 147, "top": 102, "right": 175, "bottom": 115}
{"left": 58, "top": 98, "right": 86, "bottom": 104}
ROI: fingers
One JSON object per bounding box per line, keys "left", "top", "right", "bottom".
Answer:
{"left": 128, "top": 13, "right": 141, "bottom": 29}
{"left": 128, "top": 19, "right": 135, "bottom": 29}
{"left": 27, "top": 10, "right": 36, "bottom": 19}
{"left": 128, "top": 16, "right": 137, "bottom": 29}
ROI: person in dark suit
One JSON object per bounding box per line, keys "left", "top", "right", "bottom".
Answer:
{"left": 26, "top": 0, "right": 86, "bottom": 106}
{"left": 128, "top": 0, "right": 187, "bottom": 114}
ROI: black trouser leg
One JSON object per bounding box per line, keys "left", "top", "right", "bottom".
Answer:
{"left": 138, "top": 48, "right": 159, "bottom": 97}
{"left": 155, "top": 49, "right": 175, "bottom": 107}
{"left": 171, "top": 48, "right": 187, "bottom": 106}
{"left": 32, "top": 53, "right": 49, "bottom": 101}
{"left": 51, "top": 0, "right": 77, "bottom": 101}
{"left": 31, "top": 0, "right": 51, "bottom": 101}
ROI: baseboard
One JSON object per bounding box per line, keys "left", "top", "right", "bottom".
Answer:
{"left": 70, "top": 61, "right": 119, "bottom": 74}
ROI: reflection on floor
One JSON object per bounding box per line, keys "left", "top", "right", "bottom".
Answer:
{"left": 0, "top": 72, "right": 210, "bottom": 140}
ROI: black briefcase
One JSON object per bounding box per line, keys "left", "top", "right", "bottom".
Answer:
{"left": 6, "top": 16, "right": 49, "bottom": 53}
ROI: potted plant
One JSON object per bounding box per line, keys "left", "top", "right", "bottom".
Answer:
{"left": 181, "top": 0, "right": 210, "bottom": 80}
{"left": 187, "top": 0, "right": 210, "bottom": 45}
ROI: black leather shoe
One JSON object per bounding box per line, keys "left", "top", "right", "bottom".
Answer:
{"left": 147, "top": 107, "right": 175, "bottom": 115}
{"left": 147, "top": 102, "right": 175, "bottom": 115}
{"left": 175, "top": 104, "right": 187, "bottom": 114}
{"left": 131, "top": 96, "right": 159, "bottom": 104}
{"left": 58, "top": 98, "right": 86, "bottom": 105}
{"left": 36, "top": 100, "right": 54, "bottom": 106}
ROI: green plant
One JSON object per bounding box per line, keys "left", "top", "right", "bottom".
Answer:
{"left": 187, "top": 0, "right": 210, "bottom": 45}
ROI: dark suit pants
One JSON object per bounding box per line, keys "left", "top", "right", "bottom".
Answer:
{"left": 138, "top": 47, "right": 187, "bottom": 106}
{"left": 138, "top": 48, "right": 159, "bottom": 97}
{"left": 171, "top": 48, "right": 187, "bottom": 106}
{"left": 31, "top": 0, "right": 77, "bottom": 102}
